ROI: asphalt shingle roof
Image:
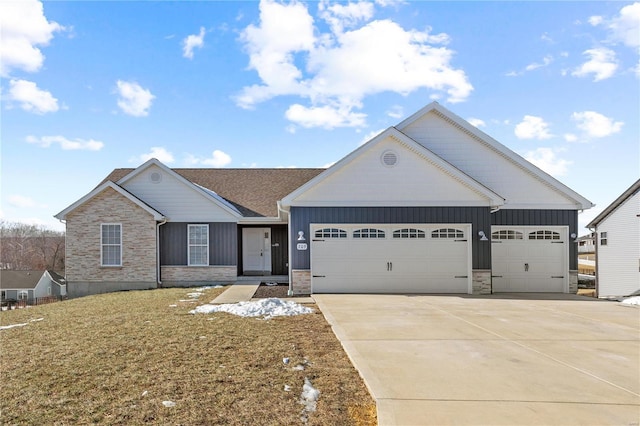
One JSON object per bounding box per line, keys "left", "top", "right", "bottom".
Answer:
{"left": 0, "top": 270, "right": 43, "bottom": 290}
{"left": 103, "top": 168, "right": 325, "bottom": 217}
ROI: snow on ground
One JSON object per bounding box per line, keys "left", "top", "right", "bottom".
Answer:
{"left": 299, "top": 377, "right": 320, "bottom": 423}
{"left": 190, "top": 298, "right": 313, "bottom": 319}
{"left": 0, "top": 323, "right": 28, "bottom": 330}
{"left": 621, "top": 296, "right": 640, "bottom": 305}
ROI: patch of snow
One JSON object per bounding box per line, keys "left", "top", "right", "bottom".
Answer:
{"left": 179, "top": 300, "right": 197, "bottom": 303}
{"left": 299, "top": 377, "right": 320, "bottom": 422}
{"left": 162, "top": 401, "right": 176, "bottom": 407}
{"left": 621, "top": 296, "right": 640, "bottom": 306}
{"left": 0, "top": 323, "right": 28, "bottom": 330}
{"left": 186, "top": 292, "right": 203, "bottom": 299}
{"left": 190, "top": 298, "right": 313, "bottom": 319}
{"left": 30, "top": 318, "right": 44, "bottom": 322}
{"left": 292, "top": 365, "right": 305, "bottom": 371}
{"left": 169, "top": 304, "right": 177, "bottom": 308}
{"left": 284, "top": 384, "right": 291, "bottom": 392}
{"left": 265, "top": 282, "right": 278, "bottom": 286}
{"left": 213, "top": 285, "right": 224, "bottom": 288}
{"left": 141, "top": 390, "right": 148, "bottom": 397}
{"left": 283, "top": 357, "right": 290, "bottom": 365}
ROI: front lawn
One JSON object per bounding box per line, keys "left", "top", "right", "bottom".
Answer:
{"left": 0, "top": 287, "right": 376, "bottom": 425}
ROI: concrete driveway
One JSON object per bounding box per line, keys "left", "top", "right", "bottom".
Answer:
{"left": 313, "top": 294, "right": 640, "bottom": 425}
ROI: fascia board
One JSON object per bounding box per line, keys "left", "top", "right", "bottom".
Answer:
{"left": 587, "top": 179, "right": 640, "bottom": 228}
{"left": 397, "top": 103, "right": 594, "bottom": 210}
{"left": 54, "top": 181, "right": 165, "bottom": 221}
{"left": 117, "top": 158, "right": 242, "bottom": 218}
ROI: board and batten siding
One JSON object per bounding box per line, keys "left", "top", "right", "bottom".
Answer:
{"left": 491, "top": 209, "right": 578, "bottom": 270}
{"left": 290, "top": 206, "right": 491, "bottom": 270}
{"left": 596, "top": 191, "right": 640, "bottom": 297}
{"left": 121, "top": 164, "right": 238, "bottom": 222}
{"left": 160, "top": 222, "right": 237, "bottom": 266}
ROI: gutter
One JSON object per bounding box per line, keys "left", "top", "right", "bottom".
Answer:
{"left": 156, "top": 219, "right": 167, "bottom": 287}
{"left": 277, "top": 201, "right": 294, "bottom": 297}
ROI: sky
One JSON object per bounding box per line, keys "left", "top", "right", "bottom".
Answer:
{"left": 1, "top": 0, "right": 638, "bottom": 235}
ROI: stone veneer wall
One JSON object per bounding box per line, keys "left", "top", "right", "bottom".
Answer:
{"left": 161, "top": 266, "right": 237, "bottom": 286}
{"left": 292, "top": 270, "right": 311, "bottom": 295}
{"left": 66, "top": 187, "right": 158, "bottom": 297}
{"left": 472, "top": 270, "right": 492, "bottom": 295}
{"left": 569, "top": 270, "right": 578, "bottom": 294}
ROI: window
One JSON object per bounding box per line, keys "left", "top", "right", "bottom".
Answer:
{"left": 431, "top": 228, "right": 464, "bottom": 239}
{"left": 188, "top": 224, "right": 209, "bottom": 266}
{"left": 18, "top": 291, "right": 28, "bottom": 300}
{"left": 491, "top": 230, "right": 523, "bottom": 240}
{"left": 529, "top": 230, "right": 560, "bottom": 240}
{"left": 1, "top": 291, "right": 5, "bottom": 300}
{"left": 600, "top": 232, "right": 608, "bottom": 246}
{"left": 314, "top": 228, "right": 347, "bottom": 239}
{"left": 393, "top": 228, "right": 426, "bottom": 239}
{"left": 101, "top": 224, "right": 122, "bottom": 266}
{"left": 353, "top": 228, "right": 385, "bottom": 238}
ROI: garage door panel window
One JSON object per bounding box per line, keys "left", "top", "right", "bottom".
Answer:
{"left": 393, "top": 228, "right": 426, "bottom": 239}
{"left": 431, "top": 228, "right": 464, "bottom": 239}
{"left": 315, "top": 228, "right": 347, "bottom": 239}
{"left": 529, "top": 230, "right": 561, "bottom": 240}
{"left": 492, "top": 230, "right": 523, "bottom": 240}
{"left": 353, "top": 228, "right": 385, "bottom": 238}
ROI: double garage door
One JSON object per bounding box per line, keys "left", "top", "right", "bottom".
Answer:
{"left": 491, "top": 226, "right": 568, "bottom": 293}
{"left": 310, "top": 224, "right": 471, "bottom": 294}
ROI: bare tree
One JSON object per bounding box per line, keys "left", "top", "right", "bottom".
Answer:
{"left": 0, "top": 221, "right": 65, "bottom": 272}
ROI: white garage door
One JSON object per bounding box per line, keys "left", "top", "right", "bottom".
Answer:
{"left": 491, "top": 226, "right": 568, "bottom": 293}
{"left": 310, "top": 224, "right": 471, "bottom": 294}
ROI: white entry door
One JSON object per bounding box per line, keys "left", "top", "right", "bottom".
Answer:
{"left": 242, "top": 228, "right": 271, "bottom": 275}
{"left": 491, "top": 226, "right": 568, "bottom": 292}
{"left": 310, "top": 224, "right": 471, "bottom": 294}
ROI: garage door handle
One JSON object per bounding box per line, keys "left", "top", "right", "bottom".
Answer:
{"left": 387, "top": 262, "right": 393, "bottom": 271}
{"left": 492, "top": 275, "right": 503, "bottom": 278}
{"left": 312, "top": 239, "right": 324, "bottom": 242}
{"left": 551, "top": 241, "right": 564, "bottom": 244}
{"left": 455, "top": 239, "right": 467, "bottom": 242}
{"left": 312, "top": 275, "right": 326, "bottom": 278}
{"left": 551, "top": 275, "right": 564, "bottom": 278}
{"left": 491, "top": 241, "right": 502, "bottom": 243}
{"left": 455, "top": 275, "right": 468, "bottom": 278}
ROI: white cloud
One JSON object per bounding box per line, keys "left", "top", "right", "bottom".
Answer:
{"left": 359, "top": 128, "right": 385, "bottom": 145}
{"left": 572, "top": 47, "right": 618, "bottom": 81}
{"left": 588, "top": 15, "right": 603, "bottom": 26}
{"left": 285, "top": 103, "right": 366, "bottom": 128}
{"left": 514, "top": 115, "right": 553, "bottom": 140}
{"left": 0, "top": 0, "right": 65, "bottom": 76}
{"left": 604, "top": 2, "right": 640, "bottom": 48}
{"left": 134, "top": 147, "right": 175, "bottom": 164}
{"left": 524, "top": 147, "right": 572, "bottom": 177}
{"left": 467, "top": 117, "right": 485, "bottom": 128}
{"left": 26, "top": 135, "right": 104, "bottom": 151}
{"left": 115, "top": 80, "right": 155, "bottom": 117}
{"left": 564, "top": 133, "right": 578, "bottom": 142}
{"left": 506, "top": 55, "right": 553, "bottom": 76}
{"left": 386, "top": 105, "right": 404, "bottom": 119}
{"left": 8, "top": 195, "right": 36, "bottom": 208}
{"left": 235, "top": 0, "right": 472, "bottom": 128}
{"left": 7, "top": 79, "right": 58, "bottom": 114}
{"left": 182, "top": 27, "right": 206, "bottom": 59}
{"left": 185, "top": 150, "right": 232, "bottom": 167}
{"left": 571, "top": 111, "right": 623, "bottom": 138}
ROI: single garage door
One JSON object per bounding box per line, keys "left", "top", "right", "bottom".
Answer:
{"left": 310, "top": 224, "right": 471, "bottom": 294}
{"left": 491, "top": 226, "right": 568, "bottom": 292}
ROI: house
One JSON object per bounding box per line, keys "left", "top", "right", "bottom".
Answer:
{"left": 0, "top": 270, "right": 67, "bottom": 301}
{"left": 55, "top": 102, "right": 593, "bottom": 298}
{"left": 587, "top": 179, "right": 640, "bottom": 298}
{"left": 577, "top": 234, "right": 596, "bottom": 278}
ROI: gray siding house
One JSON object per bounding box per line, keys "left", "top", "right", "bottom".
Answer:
{"left": 56, "top": 103, "right": 593, "bottom": 298}
{"left": 0, "top": 270, "right": 67, "bottom": 300}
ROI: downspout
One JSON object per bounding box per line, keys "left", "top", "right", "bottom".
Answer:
{"left": 156, "top": 219, "right": 167, "bottom": 287}
{"left": 588, "top": 226, "right": 598, "bottom": 298}
{"left": 277, "top": 201, "right": 294, "bottom": 296}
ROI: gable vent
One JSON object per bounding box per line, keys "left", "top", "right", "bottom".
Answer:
{"left": 381, "top": 150, "right": 398, "bottom": 167}
{"left": 149, "top": 172, "right": 162, "bottom": 183}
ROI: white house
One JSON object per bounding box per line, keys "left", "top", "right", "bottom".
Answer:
{"left": 587, "top": 179, "right": 640, "bottom": 298}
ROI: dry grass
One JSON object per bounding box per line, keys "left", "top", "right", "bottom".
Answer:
{"left": 0, "top": 287, "right": 376, "bottom": 425}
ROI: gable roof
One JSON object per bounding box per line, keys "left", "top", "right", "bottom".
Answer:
{"left": 55, "top": 181, "right": 166, "bottom": 221}
{"left": 281, "top": 127, "right": 505, "bottom": 208}
{"left": 103, "top": 165, "right": 324, "bottom": 217}
{"left": 0, "top": 270, "right": 44, "bottom": 290}
{"left": 397, "top": 102, "right": 594, "bottom": 210}
{"left": 587, "top": 179, "right": 640, "bottom": 228}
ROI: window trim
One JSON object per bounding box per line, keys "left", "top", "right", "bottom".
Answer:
{"left": 431, "top": 228, "right": 464, "bottom": 239}
{"left": 314, "top": 228, "right": 347, "bottom": 239}
{"left": 353, "top": 228, "right": 386, "bottom": 239}
{"left": 600, "top": 231, "right": 608, "bottom": 246}
{"left": 188, "top": 224, "right": 209, "bottom": 266}
{"left": 18, "top": 290, "right": 28, "bottom": 301}
{"left": 101, "top": 223, "right": 122, "bottom": 267}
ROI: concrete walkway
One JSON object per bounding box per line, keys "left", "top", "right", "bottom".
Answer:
{"left": 314, "top": 294, "right": 640, "bottom": 425}
{"left": 211, "top": 282, "right": 315, "bottom": 304}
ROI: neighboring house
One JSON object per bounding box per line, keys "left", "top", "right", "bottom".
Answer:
{"left": 587, "top": 179, "right": 640, "bottom": 298}
{"left": 0, "top": 270, "right": 67, "bottom": 300}
{"left": 55, "top": 102, "right": 593, "bottom": 298}
{"left": 577, "top": 234, "right": 596, "bottom": 277}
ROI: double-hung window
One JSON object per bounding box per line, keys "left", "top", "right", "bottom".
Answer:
{"left": 188, "top": 224, "right": 209, "bottom": 266}
{"left": 101, "top": 223, "right": 122, "bottom": 266}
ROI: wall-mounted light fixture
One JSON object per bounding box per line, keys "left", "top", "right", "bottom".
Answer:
{"left": 297, "top": 231, "right": 306, "bottom": 241}
{"left": 478, "top": 231, "right": 489, "bottom": 241}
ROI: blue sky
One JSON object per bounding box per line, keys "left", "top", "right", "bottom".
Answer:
{"left": 1, "top": 0, "right": 638, "bottom": 234}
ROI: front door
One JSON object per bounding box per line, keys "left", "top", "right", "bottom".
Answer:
{"left": 242, "top": 228, "right": 272, "bottom": 275}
